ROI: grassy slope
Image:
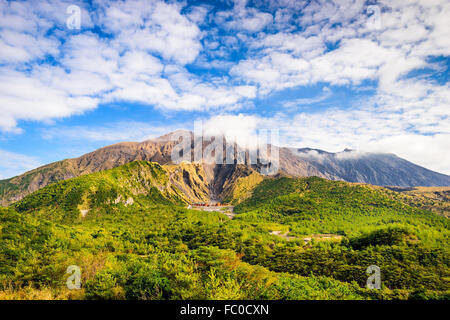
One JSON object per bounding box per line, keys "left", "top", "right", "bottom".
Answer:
{"left": 1, "top": 165, "right": 449, "bottom": 300}
{"left": 13, "top": 161, "right": 212, "bottom": 224}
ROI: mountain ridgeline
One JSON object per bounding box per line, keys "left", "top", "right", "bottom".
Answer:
{"left": 1, "top": 130, "right": 450, "bottom": 206}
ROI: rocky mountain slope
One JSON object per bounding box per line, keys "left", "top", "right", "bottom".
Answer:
{"left": 278, "top": 147, "right": 450, "bottom": 187}
{"left": 1, "top": 130, "right": 450, "bottom": 206}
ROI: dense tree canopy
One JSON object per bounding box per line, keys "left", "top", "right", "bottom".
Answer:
{"left": 0, "top": 162, "right": 448, "bottom": 300}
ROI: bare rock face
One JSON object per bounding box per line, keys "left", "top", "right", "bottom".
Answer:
{"left": 1, "top": 131, "right": 450, "bottom": 206}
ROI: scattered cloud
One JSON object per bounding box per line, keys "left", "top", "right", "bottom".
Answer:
{"left": 215, "top": 0, "right": 273, "bottom": 33}
{"left": 0, "top": 149, "right": 42, "bottom": 179}
{"left": 0, "top": 0, "right": 256, "bottom": 132}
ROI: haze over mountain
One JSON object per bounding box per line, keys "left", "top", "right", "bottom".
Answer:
{"left": 1, "top": 130, "right": 450, "bottom": 206}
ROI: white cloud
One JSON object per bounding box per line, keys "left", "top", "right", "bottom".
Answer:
{"left": 99, "top": 0, "right": 203, "bottom": 65}
{"left": 215, "top": 0, "right": 273, "bottom": 33}
{"left": 231, "top": 0, "right": 450, "bottom": 96}
{"left": 186, "top": 5, "right": 210, "bottom": 25}
{"left": 119, "top": 50, "right": 164, "bottom": 75}
{"left": 364, "top": 134, "right": 450, "bottom": 175}
{"left": 300, "top": 0, "right": 366, "bottom": 27}
{"left": 0, "top": 68, "right": 99, "bottom": 132}
{"left": 0, "top": 0, "right": 61, "bottom": 63}
{"left": 202, "top": 114, "right": 263, "bottom": 149}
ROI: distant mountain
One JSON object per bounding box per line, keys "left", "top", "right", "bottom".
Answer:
{"left": 1, "top": 130, "right": 450, "bottom": 206}
{"left": 278, "top": 147, "right": 450, "bottom": 187}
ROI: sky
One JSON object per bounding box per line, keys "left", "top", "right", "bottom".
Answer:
{"left": 0, "top": 0, "right": 449, "bottom": 179}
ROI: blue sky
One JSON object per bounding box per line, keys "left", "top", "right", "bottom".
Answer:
{"left": 0, "top": 0, "right": 449, "bottom": 179}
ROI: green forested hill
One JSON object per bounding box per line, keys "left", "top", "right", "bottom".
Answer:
{"left": 12, "top": 161, "right": 213, "bottom": 224}
{"left": 234, "top": 177, "right": 449, "bottom": 245}
{"left": 0, "top": 161, "right": 449, "bottom": 300}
